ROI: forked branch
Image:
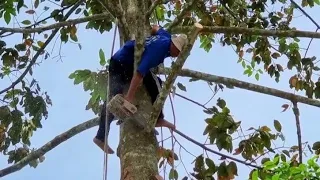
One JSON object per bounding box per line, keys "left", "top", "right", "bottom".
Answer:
{"left": 150, "top": 22, "right": 203, "bottom": 130}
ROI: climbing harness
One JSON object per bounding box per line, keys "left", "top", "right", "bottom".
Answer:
{"left": 103, "top": 18, "right": 118, "bottom": 180}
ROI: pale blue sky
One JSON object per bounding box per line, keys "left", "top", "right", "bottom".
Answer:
{"left": 1, "top": 2, "right": 320, "bottom": 180}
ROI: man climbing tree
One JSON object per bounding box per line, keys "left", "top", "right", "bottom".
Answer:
{"left": 93, "top": 24, "right": 187, "bottom": 154}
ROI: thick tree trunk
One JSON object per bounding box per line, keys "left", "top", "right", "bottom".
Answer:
{"left": 115, "top": 1, "right": 160, "bottom": 179}
{"left": 118, "top": 86, "right": 159, "bottom": 180}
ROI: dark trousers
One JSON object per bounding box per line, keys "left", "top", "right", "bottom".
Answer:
{"left": 95, "top": 59, "right": 164, "bottom": 142}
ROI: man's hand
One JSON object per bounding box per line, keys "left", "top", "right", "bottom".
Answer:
{"left": 125, "top": 72, "right": 143, "bottom": 103}
{"left": 150, "top": 25, "right": 160, "bottom": 35}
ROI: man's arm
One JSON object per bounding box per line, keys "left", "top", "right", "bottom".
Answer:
{"left": 125, "top": 43, "right": 164, "bottom": 103}
{"left": 125, "top": 72, "right": 143, "bottom": 103}
{"left": 150, "top": 25, "right": 171, "bottom": 38}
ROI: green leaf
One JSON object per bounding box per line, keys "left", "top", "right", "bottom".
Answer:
{"left": 217, "top": 98, "right": 226, "bottom": 109}
{"left": 99, "top": 49, "right": 106, "bottom": 66}
{"left": 75, "top": 8, "right": 82, "bottom": 14}
{"left": 255, "top": 73, "right": 260, "bottom": 81}
{"left": 0, "top": 40, "right": 6, "bottom": 49}
{"left": 69, "top": 69, "right": 92, "bottom": 85}
{"left": 312, "top": 141, "right": 320, "bottom": 150}
{"left": 169, "top": 168, "right": 178, "bottom": 180}
{"left": 177, "top": 82, "right": 186, "bottom": 91}
{"left": 205, "top": 158, "right": 215, "bottom": 169}
{"left": 272, "top": 174, "right": 280, "bottom": 180}
{"left": 17, "top": 0, "right": 24, "bottom": 12}
{"left": 70, "top": 34, "right": 78, "bottom": 42}
{"left": 282, "top": 150, "right": 290, "bottom": 157}
{"left": 4, "top": 11, "right": 11, "bottom": 24}
{"left": 15, "top": 43, "right": 27, "bottom": 51}
{"left": 227, "top": 161, "right": 238, "bottom": 176}
{"left": 217, "top": 162, "right": 228, "bottom": 177}
{"left": 34, "top": 0, "right": 39, "bottom": 8}
{"left": 251, "top": 170, "right": 259, "bottom": 180}
{"left": 2, "top": 53, "right": 15, "bottom": 67}
{"left": 274, "top": 120, "right": 282, "bottom": 132}
{"left": 315, "top": 0, "right": 320, "bottom": 5}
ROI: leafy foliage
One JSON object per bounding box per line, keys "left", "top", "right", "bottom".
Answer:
{"left": 250, "top": 155, "right": 320, "bottom": 180}
{"left": 1, "top": 0, "right": 320, "bottom": 179}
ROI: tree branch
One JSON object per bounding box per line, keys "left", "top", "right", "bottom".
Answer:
{"left": 173, "top": 129, "right": 261, "bottom": 169}
{"left": 105, "top": 0, "right": 130, "bottom": 41}
{"left": 150, "top": 23, "right": 203, "bottom": 130}
{"left": 4, "top": 18, "right": 320, "bottom": 41}
{"left": 0, "top": 117, "right": 99, "bottom": 177}
{"left": 171, "top": 26, "right": 320, "bottom": 39}
{"left": 0, "top": 0, "right": 84, "bottom": 95}
{"left": 290, "top": 0, "right": 320, "bottom": 29}
{"left": 146, "top": 0, "right": 161, "bottom": 18}
{"left": 0, "top": 13, "right": 112, "bottom": 34}
{"left": 292, "top": 101, "right": 303, "bottom": 164}
{"left": 159, "top": 68, "right": 320, "bottom": 108}
{"left": 167, "top": 0, "right": 198, "bottom": 31}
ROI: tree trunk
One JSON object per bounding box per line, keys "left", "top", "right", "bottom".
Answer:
{"left": 115, "top": 1, "right": 160, "bottom": 179}
{"left": 118, "top": 86, "right": 159, "bottom": 180}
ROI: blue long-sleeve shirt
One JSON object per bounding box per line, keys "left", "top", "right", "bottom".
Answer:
{"left": 112, "top": 28, "right": 171, "bottom": 76}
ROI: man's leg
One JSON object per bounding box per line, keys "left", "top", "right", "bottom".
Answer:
{"left": 143, "top": 72, "right": 175, "bottom": 130}
{"left": 93, "top": 100, "right": 115, "bottom": 154}
{"left": 94, "top": 62, "right": 125, "bottom": 153}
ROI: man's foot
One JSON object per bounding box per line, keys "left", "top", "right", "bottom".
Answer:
{"left": 155, "top": 118, "right": 176, "bottom": 130}
{"left": 93, "top": 137, "right": 115, "bottom": 154}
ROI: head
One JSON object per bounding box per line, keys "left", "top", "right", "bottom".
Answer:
{"left": 170, "top": 34, "right": 187, "bottom": 57}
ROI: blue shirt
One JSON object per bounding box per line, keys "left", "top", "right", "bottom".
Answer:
{"left": 112, "top": 28, "right": 171, "bottom": 76}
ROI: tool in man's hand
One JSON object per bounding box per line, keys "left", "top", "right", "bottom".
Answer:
{"left": 107, "top": 94, "right": 159, "bottom": 135}
{"left": 107, "top": 94, "right": 137, "bottom": 120}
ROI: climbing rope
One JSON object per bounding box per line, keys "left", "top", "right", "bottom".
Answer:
{"left": 103, "top": 18, "right": 118, "bottom": 180}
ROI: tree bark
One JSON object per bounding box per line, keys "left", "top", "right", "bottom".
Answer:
{"left": 115, "top": 1, "right": 159, "bottom": 179}
{"left": 118, "top": 86, "right": 159, "bottom": 180}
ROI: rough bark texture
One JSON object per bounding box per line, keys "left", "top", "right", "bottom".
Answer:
{"left": 116, "top": 1, "right": 159, "bottom": 179}
{"left": 118, "top": 86, "right": 159, "bottom": 180}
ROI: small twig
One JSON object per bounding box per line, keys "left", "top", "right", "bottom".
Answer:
{"left": 290, "top": 0, "right": 320, "bottom": 29}
{"left": 173, "top": 136, "right": 196, "bottom": 157}
{"left": 203, "top": 83, "right": 220, "bottom": 106}
{"left": 158, "top": 136, "right": 172, "bottom": 144}
{"left": 250, "top": 146, "right": 288, "bottom": 164}
{"left": 304, "top": 28, "right": 319, "bottom": 58}
{"left": 174, "top": 92, "right": 211, "bottom": 112}
{"left": 178, "top": 146, "right": 192, "bottom": 179}
{"left": 292, "top": 101, "right": 302, "bottom": 164}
